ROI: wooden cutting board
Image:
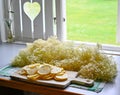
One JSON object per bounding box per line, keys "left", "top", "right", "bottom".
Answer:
{"left": 10, "top": 71, "right": 94, "bottom": 88}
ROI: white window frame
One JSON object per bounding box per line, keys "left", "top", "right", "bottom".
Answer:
{"left": 55, "top": 0, "right": 66, "bottom": 41}
{"left": 0, "top": 0, "right": 120, "bottom": 54}
{"left": 117, "top": 0, "right": 120, "bottom": 43}
{"left": 0, "top": 0, "right": 6, "bottom": 42}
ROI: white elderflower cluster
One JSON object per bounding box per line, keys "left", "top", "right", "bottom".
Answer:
{"left": 12, "top": 37, "right": 117, "bottom": 81}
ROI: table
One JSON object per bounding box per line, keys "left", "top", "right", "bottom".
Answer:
{"left": 0, "top": 43, "right": 120, "bottom": 95}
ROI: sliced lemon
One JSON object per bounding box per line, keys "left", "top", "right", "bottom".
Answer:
{"left": 26, "top": 67, "right": 38, "bottom": 75}
{"left": 28, "top": 63, "right": 40, "bottom": 68}
{"left": 51, "top": 66, "right": 63, "bottom": 74}
{"left": 22, "top": 63, "right": 40, "bottom": 75}
{"left": 37, "top": 64, "right": 51, "bottom": 75}
{"left": 56, "top": 70, "right": 66, "bottom": 76}
{"left": 41, "top": 73, "right": 54, "bottom": 80}
{"left": 54, "top": 73, "right": 68, "bottom": 81}
{"left": 27, "top": 73, "right": 40, "bottom": 80}
{"left": 17, "top": 69, "right": 27, "bottom": 75}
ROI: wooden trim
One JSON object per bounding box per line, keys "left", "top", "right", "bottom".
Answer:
{"left": 0, "top": 77, "right": 83, "bottom": 95}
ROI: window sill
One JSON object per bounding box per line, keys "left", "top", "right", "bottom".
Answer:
{"left": 67, "top": 40, "right": 120, "bottom": 56}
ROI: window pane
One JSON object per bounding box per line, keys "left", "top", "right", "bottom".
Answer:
{"left": 66, "top": 0, "right": 118, "bottom": 45}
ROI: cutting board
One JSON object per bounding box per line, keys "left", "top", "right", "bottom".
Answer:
{"left": 10, "top": 71, "right": 94, "bottom": 88}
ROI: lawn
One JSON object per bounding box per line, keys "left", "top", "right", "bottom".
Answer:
{"left": 66, "top": 0, "right": 118, "bottom": 45}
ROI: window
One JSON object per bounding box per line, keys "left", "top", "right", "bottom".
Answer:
{"left": 66, "top": 0, "right": 120, "bottom": 53}
{"left": 0, "top": 0, "right": 120, "bottom": 53}
{"left": 66, "top": 0, "right": 118, "bottom": 45}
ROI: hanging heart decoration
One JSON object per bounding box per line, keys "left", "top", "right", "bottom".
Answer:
{"left": 23, "top": 2, "right": 41, "bottom": 21}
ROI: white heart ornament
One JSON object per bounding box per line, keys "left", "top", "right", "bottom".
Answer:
{"left": 23, "top": 2, "right": 41, "bottom": 21}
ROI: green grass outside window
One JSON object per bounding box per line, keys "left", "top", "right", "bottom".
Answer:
{"left": 66, "top": 0, "right": 118, "bottom": 45}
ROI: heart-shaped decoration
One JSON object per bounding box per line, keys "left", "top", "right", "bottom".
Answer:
{"left": 23, "top": 2, "right": 41, "bottom": 21}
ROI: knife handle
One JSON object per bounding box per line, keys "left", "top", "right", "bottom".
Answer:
{"left": 71, "top": 77, "right": 94, "bottom": 87}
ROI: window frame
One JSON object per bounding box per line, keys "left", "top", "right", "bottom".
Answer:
{"left": 0, "top": 0, "right": 120, "bottom": 55}
{"left": 0, "top": 0, "right": 6, "bottom": 42}
{"left": 117, "top": 0, "right": 120, "bottom": 43}
{"left": 64, "top": 0, "right": 120, "bottom": 54}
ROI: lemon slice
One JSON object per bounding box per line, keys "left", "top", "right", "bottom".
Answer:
{"left": 54, "top": 73, "right": 68, "bottom": 81}
{"left": 51, "top": 66, "right": 63, "bottom": 74}
{"left": 22, "top": 63, "right": 40, "bottom": 75}
{"left": 37, "top": 65, "right": 51, "bottom": 75}
{"left": 27, "top": 73, "right": 40, "bottom": 80}
{"left": 28, "top": 63, "right": 40, "bottom": 68}
{"left": 26, "top": 67, "right": 38, "bottom": 75}
{"left": 41, "top": 73, "right": 54, "bottom": 80}
{"left": 22, "top": 65, "right": 29, "bottom": 70}
{"left": 17, "top": 69, "right": 27, "bottom": 75}
{"left": 56, "top": 70, "right": 66, "bottom": 76}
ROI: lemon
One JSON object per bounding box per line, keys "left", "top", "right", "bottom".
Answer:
{"left": 54, "top": 73, "right": 68, "bottom": 81}
{"left": 37, "top": 65, "right": 51, "bottom": 75}
{"left": 51, "top": 66, "right": 63, "bottom": 74}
